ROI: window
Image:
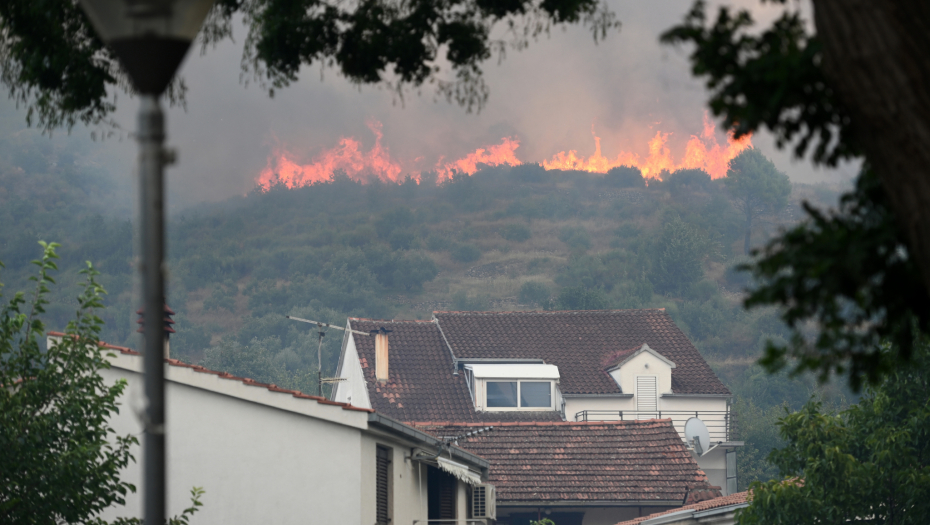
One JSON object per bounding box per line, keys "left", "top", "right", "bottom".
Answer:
{"left": 486, "top": 381, "right": 552, "bottom": 409}
{"left": 376, "top": 445, "right": 392, "bottom": 524}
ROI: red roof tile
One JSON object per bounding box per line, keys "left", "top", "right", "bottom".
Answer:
{"left": 47, "top": 331, "right": 374, "bottom": 414}
{"left": 433, "top": 310, "right": 729, "bottom": 395}
{"left": 414, "top": 419, "right": 721, "bottom": 504}
{"left": 348, "top": 320, "right": 562, "bottom": 422}
{"left": 614, "top": 490, "right": 749, "bottom": 525}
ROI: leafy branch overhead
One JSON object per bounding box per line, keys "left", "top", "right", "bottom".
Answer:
{"left": 742, "top": 172, "right": 930, "bottom": 391}
{"left": 0, "top": 0, "right": 620, "bottom": 131}
{"left": 660, "top": 0, "right": 857, "bottom": 166}
{"left": 664, "top": 0, "right": 930, "bottom": 388}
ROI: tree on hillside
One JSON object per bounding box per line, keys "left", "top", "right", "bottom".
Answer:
{"left": 650, "top": 215, "right": 712, "bottom": 296}
{"left": 662, "top": 2, "right": 930, "bottom": 387}
{"left": 736, "top": 343, "right": 930, "bottom": 525}
{"left": 0, "top": 0, "right": 618, "bottom": 131}
{"left": 724, "top": 149, "right": 791, "bottom": 254}
{"left": 1, "top": 243, "right": 137, "bottom": 523}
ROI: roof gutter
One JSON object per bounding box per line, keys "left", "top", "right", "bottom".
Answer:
{"left": 367, "top": 412, "right": 489, "bottom": 470}
{"left": 661, "top": 393, "right": 732, "bottom": 398}
{"left": 498, "top": 500, "right": 685, "bottom": 508}
{"left": 562, "top": 393, "right": 633, "bottom": 398}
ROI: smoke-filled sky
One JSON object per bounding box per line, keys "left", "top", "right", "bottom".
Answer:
{"left": 1, "top": 0, "right": 857, "bottom": 210}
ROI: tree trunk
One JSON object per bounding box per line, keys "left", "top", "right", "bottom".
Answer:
{"left": 813, "top": 0, "right": 930, "bottom": 294}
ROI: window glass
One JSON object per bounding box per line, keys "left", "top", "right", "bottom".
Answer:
{"left": 520, "top": 382, "right": 551, "bottom": 407}
{"left": 486, "top": 381, "right": 518, "bottom": 407}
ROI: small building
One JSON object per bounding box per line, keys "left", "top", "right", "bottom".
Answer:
{"left": 48, "top": 332, "right": 491, "bottom": 525}
{"left": 333, "top": 310, "right": 742, "bottom": 495}
{"left": 614, "top": 491, "right": 750, "bottom": 525}
{"left": 414, "top": 420, "right": 724, "bottom": 525}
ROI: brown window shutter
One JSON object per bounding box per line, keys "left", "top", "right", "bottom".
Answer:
{"left": 439, "top": 470, "right": 456, "bottom": 520}
{"left": 376, "top": 446, "right": 391, "bottom": 524}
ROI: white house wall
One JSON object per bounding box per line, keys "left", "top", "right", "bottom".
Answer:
{"left": 98, "top": 365, "right": 365, "bottom": 525}
{"left": 333, "top": 333, "right": 371, "bottom": 409}
{"left": 609, "top": 349, "right": 674, "bottom": 399}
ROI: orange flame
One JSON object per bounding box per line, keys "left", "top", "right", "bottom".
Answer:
{"left": 256, "top": 115, "right": 752, "bottom": 188}
{"left": 542, "top": 114, "right": 752, "bottom": 179}
{"left": 436, "top": 137, "right": 521, "bottom": 182}
{"left": 257, "top": 121, "right": 404, "bottom": 188}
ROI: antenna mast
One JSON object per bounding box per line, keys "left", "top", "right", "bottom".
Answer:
{"left": 286, "top": 316, "right": 370, "bottom": 397}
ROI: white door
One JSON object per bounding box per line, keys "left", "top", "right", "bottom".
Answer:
{"left": 636, "top": 376, "right": 658, "bottom": 419}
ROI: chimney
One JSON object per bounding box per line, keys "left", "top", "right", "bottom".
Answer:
{"left": 374, "top": 327, "right": 392, "bottom": 382}
{"left": 137, "top": 303, "right": 176, "bottom": 359}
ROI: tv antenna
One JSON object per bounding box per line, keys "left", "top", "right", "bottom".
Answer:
{"left": 286, "top": 316, "right": 372, "bottom": 397}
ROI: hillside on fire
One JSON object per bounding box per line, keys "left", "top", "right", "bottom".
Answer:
{"left": 0, "top": 138, "right": 852, "bottom": 489}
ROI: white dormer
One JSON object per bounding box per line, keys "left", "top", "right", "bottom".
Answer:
{"left": 607, "top": 344, "right": 676, "bottom": 405}
{"left": 464, "top": 363, "right": 561, "bottom": 412}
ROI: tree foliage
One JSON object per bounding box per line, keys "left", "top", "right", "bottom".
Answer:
{"left": 0, "top": 242, "right": 136, "bottom": 524}
{"left": 743, "top": 172, "right": 930, "bottom": 390}
{"left": 650, "top": 215, "right": 711, "bottom": 295}
{"left": 737, "top": 344, "right": 930, "bottom": 525}
{"left": 663, "top": 0, "right": 930, "bottom": 388}
{"left": 724, "top": 148, "right": 791, "bottom": 254}
{"left": 0, "top": 0, "right": 619, "bottom": 131}
{"left": 660, "top": 1, "right": 857, "bottom": 166}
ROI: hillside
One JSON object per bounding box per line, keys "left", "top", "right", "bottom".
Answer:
{"left": 0, "top": 142, "right": 853, "bottom": 488}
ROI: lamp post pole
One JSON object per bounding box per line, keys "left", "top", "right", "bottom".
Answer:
{"left": 139, "top": 94, "right": 169, "bottom": 525}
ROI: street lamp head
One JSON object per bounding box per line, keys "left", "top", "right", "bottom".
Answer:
{"left": 78, "top": 0, "right": 215, "bottom": 95}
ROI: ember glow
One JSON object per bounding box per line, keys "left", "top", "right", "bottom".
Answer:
{"left": 256, "top": 115, "right": 751, "bottom": 188}
{"left": 542, "top": 115, "right": 752, "bottom": 179}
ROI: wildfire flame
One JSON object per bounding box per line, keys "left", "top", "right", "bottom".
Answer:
{"left": 257, "top": 121, "right": 403, "bottom": 188}
{"left": 542, "top": 114, "right": 752, "bottom": 179}
{"left": 255, "top": 114, "right": 752, "bottom": 189}
{"left": 435, "top": 137, "right": 521, "bottom": 182}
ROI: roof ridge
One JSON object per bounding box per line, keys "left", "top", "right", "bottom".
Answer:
{"left": 409, "top": 418, "right": 675, "bottom": 427}
{"left": 433, "top": 308, "right": 667, "bottom": 315}
{"left": 46, "top": 331, "right": 374, "bottom": 414}
{"left": 349, "top": 318, "right": 435, "bottom": 323}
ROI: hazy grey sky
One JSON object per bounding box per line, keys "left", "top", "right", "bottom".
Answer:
{"left": 1, "top": 0, "right": 857, "bottom": 209}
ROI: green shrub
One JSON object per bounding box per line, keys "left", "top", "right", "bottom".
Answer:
{"left": 604, "top": 165, "right": 645, "bottom": 187}
{"left": 451, "top": 243, "right": 481, "bottom": 263}
{"left": 555, "top": 286, "right": 609, "bottom": 310}
{"left": 518, "top": 281, "right": 551, "bottom": 306}
{"left": 500, "top": 224, "right": 532, "bottom": 242}
{"left": 559, "top": 226, "right": 592, "bottom": 251}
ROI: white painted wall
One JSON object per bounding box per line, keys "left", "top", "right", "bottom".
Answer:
{"left": 90, "top": 349, "right": 478, "bottom": 525}
{"left": 98, "top": 365, "right": 365, "bottom": 524}
{"left": 333, "top": 333, "right": 371, "bottom": 409}
{"left": 609, "top": 349, "right": 674, "bottom": 398}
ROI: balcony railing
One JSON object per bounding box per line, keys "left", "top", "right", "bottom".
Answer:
{"left": 574, "top": 409, "right": 737, "bottom": 444}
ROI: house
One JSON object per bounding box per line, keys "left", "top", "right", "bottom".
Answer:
{"left": 333, "top": 310, "right": 743, "bottom": 495}
{"left": 47, "top": 332, "right": 491, "bottom": 525}
{"left": 413, "top": 420, "right": 723, "bottom": 525}
{"left": 613, "top": 491, "right": 750, "bottom": 525}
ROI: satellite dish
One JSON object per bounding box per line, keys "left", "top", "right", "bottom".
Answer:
{"left": 684, "top": 417, "right": 710, "bottom": 456}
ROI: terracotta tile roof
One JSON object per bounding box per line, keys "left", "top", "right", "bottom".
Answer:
{"left": 413, "top": 419, "right": 722, "bottom": 504}
{"left": 348, "top": 320, "right": 562, "bottom": 422}
{"left": 433, "top": 310, "right": 729, "bottom": 395}
{"left": 614, "top": 491, "right": 749, "bottom": 525}
{"left": 46, "top": 331, "right": 373, "bottom": 414}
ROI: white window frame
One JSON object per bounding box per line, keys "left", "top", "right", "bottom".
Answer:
{"left": 482, "top": 379, "right": 555, "bottom": 411}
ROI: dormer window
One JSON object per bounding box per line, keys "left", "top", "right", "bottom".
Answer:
{"left": 464, "top": 364, "right": 560, "bottom": 411}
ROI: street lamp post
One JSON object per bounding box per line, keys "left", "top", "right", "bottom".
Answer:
{"left": 75, "top": 1, "right": 214, "bottom": 522}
